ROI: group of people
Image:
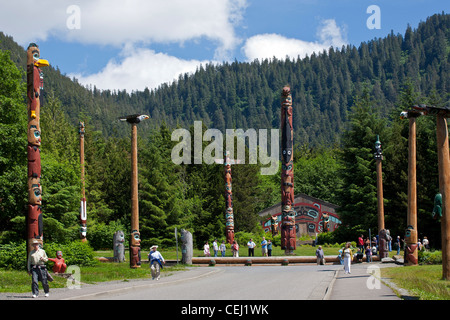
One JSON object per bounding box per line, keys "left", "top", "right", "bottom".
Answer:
{"left": 203, "top": 237, "right": 273, "bottom": 258}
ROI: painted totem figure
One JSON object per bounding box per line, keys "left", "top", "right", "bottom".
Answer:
{"left": 404, "top": 225, "right": 418, "bottom": 265}
{"left": 130, "top": 230, "right": 141, "bottom": 268}
{"left": 113, "top": 230, "right": 125, "bottom": 262}
{"left": 26, "top": 43, "right": 48, "bottom": 254}
{"left": 79, "top": 122, "right": 87, "bottom": 241}
{"left": 379, "top": 229, "right": 392, "bottom": 259}
{"left": 322, "top": 213, "right": 330, "bottom": 233}
{"left": 280, "top": 86, "right": 296, "bottom": 253}
{"left": 48, "top": 250, "right": 67, "bottom": 273}
{"left": 271, "top": 215, "right": 279, "bottom": 236}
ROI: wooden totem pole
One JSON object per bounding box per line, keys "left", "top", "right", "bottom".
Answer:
{"left": 409, "top": 105, "right": 450, "bottom": 279}
{"left": 374, "top": 135, "right": 391, "bottom": 259}
{"left": 400, "top": 110, "right": 422, "bottom": 265}
{"left": 79, "top": 121, "right": 87, "bottom": 242}
{"left": 280, "top": 86, "right": 296, "bottom": 254}
{"left": 119, "top": 114, "right": 149, "bottom": 268}
{"left": 215, "top": 151, "right": 240, "bottom": 244}
{"left": 26, "top": 43, "right": 49, "bottom": 254}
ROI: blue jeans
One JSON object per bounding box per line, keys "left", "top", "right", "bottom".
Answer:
{"left": 31, "top": 266, "right": 49, "bottom": 296}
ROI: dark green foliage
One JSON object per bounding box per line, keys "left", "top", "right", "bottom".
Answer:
{"left": 0, "top": 13, "right": 449, "bottom": 251}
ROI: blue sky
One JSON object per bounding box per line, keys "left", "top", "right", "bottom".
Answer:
{"left": 0, "top": 0, "right": 448, "bottom": 92}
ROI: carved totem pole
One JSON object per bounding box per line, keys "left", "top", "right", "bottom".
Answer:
{"left": 374, "top": 135, "right": 390, "bottom": 259}
{"left": 79, "top": 121, "right": 87, "bottom": 241}
{"left": 408, "top": 105, "right": 450, "bottom": 279}
{"left": 224, "top": 151, "right": 235, "bottom": 244}
{"left": 399, "top": 110, "right": 422, "bottom": 265}
{"left": 215, "top": 151, "right": 240, "bottom": 244}
{"left": 280, "top": 86, "right": 296, "bottom": 254}
{"left": 26, "top": 43, "right": 49, "bottom": 255}
{"left": 119, "top": 114, "right": 149, "bottom": 268}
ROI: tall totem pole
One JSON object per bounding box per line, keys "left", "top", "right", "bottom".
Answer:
{"left": 26, "top": 43, "right": 49, "bottom": 254}
{"left": 79, "top": 121, "right": 87, "bottom": 242}
{"left": 119, "top": 114, "right": 149, "bottom": 268}
{"left": 280, "top": 86, "right": 296, "bottom": 254}
{"left": 374, "top": 135, "right": 391, "bottom": 259}
{"left": 215, "top": 151, "right": 240, "bottom": 244}
{"left": 400, "top": 110, "right": 422, "bottom": 265}
{"left": 404, "top": 105, "right": 450, "bottom": 280}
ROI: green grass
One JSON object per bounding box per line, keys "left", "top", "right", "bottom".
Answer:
{"left": 381, "top": 265, "right": 450, "bottom": 300}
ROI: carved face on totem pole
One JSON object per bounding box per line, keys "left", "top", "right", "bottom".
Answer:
{"left": 404, "top": 225, "right": 418, "bottom": 265}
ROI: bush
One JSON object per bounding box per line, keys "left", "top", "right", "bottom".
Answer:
{"left": 418, "top": 250, "right": 442, "bottom": 265}
{"left": 0, "top": 242, "right": 27, "bottom": 270}
{"left": 0, "top": 241, "right": 97, "bottom": 271}
{"left": 88, "top": 221, "right": 126, "bottom": 250}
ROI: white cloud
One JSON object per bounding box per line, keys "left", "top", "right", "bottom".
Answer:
{"left": 242, "top": 19, "right": 347, "bottom": 62}
{"left": 70, "top": 46, "right": 214, "bottom": 92}
{"left": 0, "top": 0, "right": 247, "bottom": 61}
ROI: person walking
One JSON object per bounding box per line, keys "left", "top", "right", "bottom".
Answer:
{"left": 219, "top": 240, "right": 227, "bottom": 257}
{"left": 358, "top": 235, "right": 364, "bottom": 252}
{"left": 261, "top": 237, "right": 268, "bottom": 257}
{"left": 343, "top": 242, "right": 353, "bottom": 274}
{"left": 315, "top": 245, "right": 325, "bottom": 265}
{"left": 247, "top": 238, "right": 256, "bottom": 256}
{"left": 27, "top": 240, "right": 50, "bottom": 298}
{"left": 148, "top": 245, "right": 165, "bottom": 280}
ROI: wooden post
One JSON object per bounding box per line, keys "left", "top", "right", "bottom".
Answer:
{"left": 436, "top": 114, "right": 450, "bottom": 280}
{"left": 374, "top": 136, "right": 385, "bottom": 231}
{"left": 118, "top": 114, "right": 148, "bottom": 268}
{"left": 406, "top": 117, "right": 418, "bottom": 265}
{"left": 79, "top": 121, "right": 87, "bottom": 242}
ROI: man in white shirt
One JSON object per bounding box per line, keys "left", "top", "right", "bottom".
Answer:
{"left": 247, "top": 239, "right": 256, "bottom": 256}
{"left": 213, "top": 239, "right": 219, "bottom": 257}
{"left": 148, "top": 245, "right": 165, "bottom": 280}
{"left": 27, "top": 240, "right": 50, "bottom": 298}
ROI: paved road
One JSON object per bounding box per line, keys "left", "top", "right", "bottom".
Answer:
{"left": 1, "top": 262, "right": 402, "bottom": 301}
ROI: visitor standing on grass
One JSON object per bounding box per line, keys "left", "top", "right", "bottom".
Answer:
{"left": 247, "top": 238, "right": 256, "bottom": 256}
{"left": 213, "top": 239, "right": 219, "bottom": 257}
{"left": 204, "top": 241, "right": 210, "bottom": 257}
{"left": 343, "top": 242, "right": 353, "bottom": 274}
{"left": 232, "top": 240, "right": 239, "bottom": 257}
{"left": 27, "top": 239, "right": 50, "bottom": 298}
{"left": 149, "top": 245, "right": 165, "bottom": 280}
{"left": 261, "top": 237, "right": 268, "bottom": 257}
{"left": 267, "top": 240, "right": 273, "bottom": 256}
{"left": 220, "top": 240, "right": 226, "bottom": 257}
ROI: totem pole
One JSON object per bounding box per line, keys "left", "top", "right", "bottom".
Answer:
{"left": 399, "top": 110, "right": 422, "bottom": 265}
{"left": 215, "top": 151, "right": 240, "bottom": 244}
{"left": 374, "top": 135, "right": 390, "bottom": 258}
{"left": 280, "top": 86, "right": 296, "bottom": 254}
{"left": 113, "top": 230, "right": 125, "bottom": 263}
{"left": 26, "top": 43, "right": 49, "bottom": 255}
{"left": 79, "top": 121, "right": 87, "bottom": 242}
{"left": 410, "top": 104, "right": 450, "bottom": 279}
{"left": 400, "top": 104, "right": 450, "bottom": 280}
{"left": 119, "top": 114, "right": 149, "bottom": 268}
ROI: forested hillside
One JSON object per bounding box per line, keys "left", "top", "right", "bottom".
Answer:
{"left": 0, "top": 13, "right": 448, "bottom": 249}
{"left": 1, "top": 13, "right": 448, "bottom": 145}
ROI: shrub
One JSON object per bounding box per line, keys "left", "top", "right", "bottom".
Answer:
{"left": 418, "top": 250, "right": 442, "bottom": 265}
{"left": 0, "top": 242, "right": 27, "bottom": 271}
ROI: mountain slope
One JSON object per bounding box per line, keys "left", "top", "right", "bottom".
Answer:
{"left": 0, "top": 12, "right": 448, "bottom": 146}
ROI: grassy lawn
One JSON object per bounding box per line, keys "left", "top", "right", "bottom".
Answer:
{"left": 381, "top": 265, "right": 450, "bottom": 300}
